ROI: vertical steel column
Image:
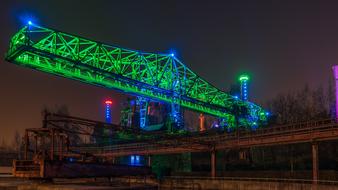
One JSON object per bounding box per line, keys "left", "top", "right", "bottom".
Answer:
{"left": 34, "top": 135, "right": 38, "bottom": 155}
{"left": 171, "top": 102, "right": 183, "bottom": 129}
{"left": 171, "top": 68, "right": 183, "bottom": 129}
{"left": 59, "top": 136, "right": 63, "bottom": 161}
{"left": 137, "top": 97, "right": 148, "bottom": 129}
{"left": 211, "top": 149, "right": 216, "bottom": 178}
{"left": 65, "top": 136, "right": 69, "bottom": 153}
{"left": 24, "top": 131, "right": 29, "bottom": 160}
{"left": 50, "top": 129, "right": 54, "bottom": 161}
{"left": 148, "top": 155, "right": 151, "bottom": 167}
{"left": 312, "top": 142, "right": 319, "bottom": 184}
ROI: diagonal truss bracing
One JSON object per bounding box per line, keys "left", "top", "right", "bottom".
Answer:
{"left": 5, "top": 24, "right": 268, "bottom": 128}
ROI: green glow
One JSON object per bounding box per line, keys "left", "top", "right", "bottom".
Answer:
{"left": 5, "top": 24, "right": 268, "bottom": 128}
{"left": 239, "top": 74, "right": 249, "bottom": 81}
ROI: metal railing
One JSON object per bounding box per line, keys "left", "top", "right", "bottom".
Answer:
{"left": 68, "top": 118, "right": 338, "bottom": 156}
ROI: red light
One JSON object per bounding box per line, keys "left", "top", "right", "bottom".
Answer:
{"left": 105, "top": 100, "right": 113, "bottom": 105}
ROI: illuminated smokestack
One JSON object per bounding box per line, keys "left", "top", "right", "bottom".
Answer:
{"left": 239, "top": 74, "right": 249, "bottom": 101}
{"left": 199, "top": 113, "right": 205, "bottom": 131}
{"left": 333, "top": 66, "right": 338, "bottom": 120}
{"left": 105, "top": 100, "right": 112, "bottom": 123}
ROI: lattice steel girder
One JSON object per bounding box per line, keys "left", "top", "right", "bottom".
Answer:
{"left": 5, "top": 24, "right": 268, "bottom": 127}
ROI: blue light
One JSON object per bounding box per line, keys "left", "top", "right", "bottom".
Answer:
{"left": 234, "top": 96, "right": 239, "bottom": 99}
{"left": 266, "top": 112, "right": 270, "bottom": 116}
{"left": 28, "top": 21, "right": 32, "bottom": 25}
{"left": 69, "top": 158, "right": 75, "bottom": 162}
{"left": 170, "top": 53, "right": 175, "bottom": 57}
{"left": 130, "top": 155, "right": 141, "bottom": 166}
{"left": 251, "top": 121, "right": 258, "bottom": 130}
{"left": 105, "top": 103, "right": 112, "bottom": 123}
{"left": 130, "top": 100, "right": 135, "bottom": 105}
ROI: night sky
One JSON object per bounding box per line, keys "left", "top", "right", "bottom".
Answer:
{"left": 0, "top": 0, "right": 337, "bottom": 143}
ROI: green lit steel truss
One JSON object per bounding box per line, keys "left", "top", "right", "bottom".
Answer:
{"left": 5, "top": 24, "right": 268, "bottom": 128}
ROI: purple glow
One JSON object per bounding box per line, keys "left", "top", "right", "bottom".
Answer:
{"left": 333, "top": 66, "right": 338, "bottom": 120}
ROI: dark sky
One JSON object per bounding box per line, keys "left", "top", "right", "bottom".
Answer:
{"left": 0, "top": 0, "right": 337, "bottom": 143}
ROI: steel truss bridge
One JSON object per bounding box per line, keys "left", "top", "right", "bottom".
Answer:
{"left": 5, "top": 24, "right": 267, "bottom": 128}
{"left": 71, "top": 119, "right": 338, "bottom": 157}
{"left": 23, "top": 113, "right": 338, "bottom": 182}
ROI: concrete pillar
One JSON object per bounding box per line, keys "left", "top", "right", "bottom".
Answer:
{"left": 312, "top": 143, "right": 319, "bottom": 184}
{"left": 211, "top": 150, "right": 216, "bottom": 178}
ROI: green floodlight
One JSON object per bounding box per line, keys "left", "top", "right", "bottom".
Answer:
{"left": 239, "top": 75, "right": 249, "bottom": 81}
{"left": 5, "top": 24, "right": 268, "bottom": 128}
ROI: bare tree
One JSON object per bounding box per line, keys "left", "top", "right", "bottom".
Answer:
{"left": 0, "top": 138, "right": 8, "bottom": 151}
{"left": 11, "top": 131, "right": 22, "bottom": 159}
{"left": 12, "top": 131, "right": 21, "bottom": 151}
{"left": 268, "top": 85, "right": 331, "bottom": 124}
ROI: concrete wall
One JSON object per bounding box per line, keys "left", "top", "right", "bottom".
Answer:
{"left": 160, "top": 178, "right": 338, "bottom": 190}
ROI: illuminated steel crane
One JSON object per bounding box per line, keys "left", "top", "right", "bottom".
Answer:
{"left": 5, "top": 22, "right": 268, "bottom": 128}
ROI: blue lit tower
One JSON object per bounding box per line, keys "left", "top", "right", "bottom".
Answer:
{"left": 136, "top": 97, "right": 148, "bottom": 129}
{"left": 105, "top": 100, "right": 112, "bottom": 123}
{"left": 239, "top": 75, "right": 249, "bottom": 101}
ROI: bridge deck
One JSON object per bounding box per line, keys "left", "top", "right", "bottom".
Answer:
{"left": 21, "top": 117, "right": 336, "bottom": 181}
{"left": 66, "top": 119, "right": 338, "bottom": 157}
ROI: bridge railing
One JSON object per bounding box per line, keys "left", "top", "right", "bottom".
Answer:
{"left": 234, "top": 118, "right": 336, "bottom": 137}
{"left": 68, "top": 118, "right": 338, "bottom": 156}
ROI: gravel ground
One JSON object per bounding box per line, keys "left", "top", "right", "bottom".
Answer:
{"left": 0, "top": 176, "right": 157, "bottom": 190}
